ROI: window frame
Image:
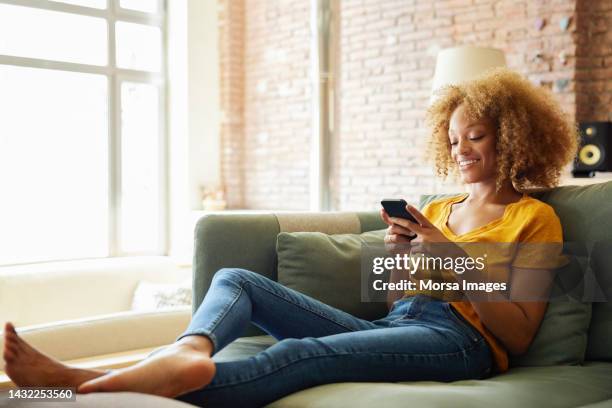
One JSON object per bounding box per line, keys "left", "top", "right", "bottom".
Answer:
{"left": 0, "top": 0, "right": 169, "bottom": 261}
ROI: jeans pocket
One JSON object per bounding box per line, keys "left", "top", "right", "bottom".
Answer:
{"left": 389, "top": 298, "right": 405, "bottom": 312}
{"left": 392, "top": 300, "right": 424, "bottom": 323}
{"left": 394, "top": 311, "right": 422, "bottom": 323}
{"left": 444, "top": 303, "right": 480, "bottom": 343}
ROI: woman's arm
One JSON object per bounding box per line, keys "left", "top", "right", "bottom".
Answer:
{"left": 464, "top": 266, "right": 554, "bottom": 355}
{"left": 388, "top": 205, "right": 556, "bottom": 356}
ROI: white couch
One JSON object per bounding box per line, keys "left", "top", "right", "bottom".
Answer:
{"left": 0, "top": 256, "right": 192, "bottom": 375}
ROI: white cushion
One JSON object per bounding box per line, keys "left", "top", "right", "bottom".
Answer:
{"left": 132, "top": 279, "right": 192, "bottom": 311}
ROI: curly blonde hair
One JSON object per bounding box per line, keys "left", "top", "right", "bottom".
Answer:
{"left": 425, "top": 67, "right": 579, "bottom": 191}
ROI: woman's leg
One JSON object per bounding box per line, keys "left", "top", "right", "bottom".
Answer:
{"left": 177, "top": 297, "right": 493, "bottom": 408}
{"left": 178, "top": 267, "right": 382, "bottom": 354}
{"left": 75, "top": 267, "right": 384, "bottom": 396}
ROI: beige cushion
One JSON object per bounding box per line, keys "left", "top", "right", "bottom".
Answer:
{"left": 267, "top": 362, "right": 612, "bottom": 408}
{"left": 276, "top": 212, "right": 361, "bottom": 234}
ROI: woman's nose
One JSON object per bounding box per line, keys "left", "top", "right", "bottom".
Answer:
{"left": 457, "top": 138, "right": 471, "bottom": 154}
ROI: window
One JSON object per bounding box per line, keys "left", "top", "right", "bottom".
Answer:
{"left": 0, "top": 0, "right": 166, "bottom": 265}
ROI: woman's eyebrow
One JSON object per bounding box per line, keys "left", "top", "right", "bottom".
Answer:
{"left": 448, "top": 123, "right": 487, "bottom": 134}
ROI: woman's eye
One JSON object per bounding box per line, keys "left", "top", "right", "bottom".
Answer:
{"left": 450, "top": 140, "right": 458, "bottom": 146}
{"left": 469, "top": 135, "right": 485, "bottom": 141}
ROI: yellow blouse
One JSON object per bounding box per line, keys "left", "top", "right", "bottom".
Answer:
{"left": 404, "top": 193, "right": 564, "bottom": 373}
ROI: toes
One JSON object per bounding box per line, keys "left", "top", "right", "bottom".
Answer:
{"left": 6, "top": 330, "right": 38, "bottom": 355}
{"left": 5, "top": 341, "right": 19, "bottom": 354}
{"left": 4, "top": 322, "right": 17, "bottom": 336}
{"left": 4, "top": 323, "right": 21, "bottom": 344}
{"left": 3, "top": 352, "right": 15, "bottom": 364}
{"left": 3, "top": 345, "right": 17, "bottom": 363}
{"left": 3, "top": 333, "right": 20, "bottom": 358}
{"left": 4, "top": 333, "right": 24, "bottom": 353}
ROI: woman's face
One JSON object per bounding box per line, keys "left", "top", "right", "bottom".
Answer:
{"left": 448, "top": 104, "right": 498, "bottom": 184}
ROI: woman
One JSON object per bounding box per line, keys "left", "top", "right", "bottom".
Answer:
{"left": 3, "top": 68, "right": 578, "bottom": 407}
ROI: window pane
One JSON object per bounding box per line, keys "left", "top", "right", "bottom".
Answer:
{"left": 50, "top": 0, "right": 107, "bottom": 9}
{"left": 0, "top": 66, "right": 108, "bottom": 265}
{"left": 116, "top": 22, "right": 161, "bottom": 72}
{"left": 120, "top": 82, "right": 160, "bottom": 253}
{"left": 120, "top": 0, "right": 158, "bottom": 13}
{"left": 0, "top": 4, "right": 107, "bottom": 66}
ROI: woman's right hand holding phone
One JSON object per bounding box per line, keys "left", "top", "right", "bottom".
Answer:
{"left": 380, "top": 208, "right": 415, "bottom": 255}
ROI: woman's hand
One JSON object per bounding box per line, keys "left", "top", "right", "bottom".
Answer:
{"left": 384, "top": 204, "right": 454, "bottom": 260}
{"left": 385, "top": 204, "right": 450, "bottom": 245}
{"left": 380, "top": 208, "right": 415, "bottom": 244}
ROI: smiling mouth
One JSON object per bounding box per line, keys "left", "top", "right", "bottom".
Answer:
{"left": 458, "top": 159, "right": 480, "bottom": 169}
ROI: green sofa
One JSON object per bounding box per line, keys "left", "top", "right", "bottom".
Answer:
{"left": 185, "top": 182, "right": 612, "bottom": 408}
{"left": 19, "top": 182, "right": 610, "bottom": 407}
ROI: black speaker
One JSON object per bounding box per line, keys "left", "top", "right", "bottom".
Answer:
{"left": 573, "top": 121, "right": 612, "bottom": 177}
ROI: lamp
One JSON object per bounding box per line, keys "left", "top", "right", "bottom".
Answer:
{"left": 430, "top": 45, "right": 507, "bottom": 104}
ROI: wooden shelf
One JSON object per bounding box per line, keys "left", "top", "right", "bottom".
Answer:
{"left": 560, "top": 173, "right": 612, "bottom": 186}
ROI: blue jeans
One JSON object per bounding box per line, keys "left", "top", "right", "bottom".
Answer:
{"left": 175, "top": 268, "right": 493, "bottom": 407}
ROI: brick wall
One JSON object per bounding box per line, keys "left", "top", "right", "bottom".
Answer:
{"left": 217, "top": 0, "right": 609, "bottom": 211}
{"left": 575, "top": 0, "right": 612, "bottom": 121}
{"left": 218, "top": 0, "right": 245, "bottom": 208}
{"left": 336, "top": 0, "right": 577, "bottom": 210}
{"left": 219, "top": 0, "right": 311, "bottom": 210}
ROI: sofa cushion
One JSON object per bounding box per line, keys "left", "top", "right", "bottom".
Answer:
{"left": 531, "top": 182, "right": 612, "bottom": 361}
{"left": 131, "top": 279, "right": 192, "bottom": 311}
{"left": 419, "top": 192, "right": 593, "bottom": 367}
{"left": 212, "top": 335, "right": 278, "bottom": 362}
{"left": 276, "top": 230, "right": 388, "bottom": 321}
{"left": 266, "top": 362, "right": 612, "bottom": 408}
{"left": 577, "top": 399, "right": 612, "bottom": 408}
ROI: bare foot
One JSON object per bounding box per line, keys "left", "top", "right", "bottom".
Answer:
{"left": 77, "top": 336, "right": 216, "bottom": 398}
{"left": 2, "top": 322, "right": 107, "bottom": 388}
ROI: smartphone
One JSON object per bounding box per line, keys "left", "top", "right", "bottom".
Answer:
{"left": 381, "top": 199, "right": 418, "bottom": 238}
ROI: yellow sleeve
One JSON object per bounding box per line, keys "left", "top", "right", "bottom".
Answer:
{"left": 512, "top": 204, "right": 565, "bottom": 269}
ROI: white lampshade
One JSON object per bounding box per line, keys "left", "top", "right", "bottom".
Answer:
{"left": 430, "top": 46, "right": 506, "bottom": 104}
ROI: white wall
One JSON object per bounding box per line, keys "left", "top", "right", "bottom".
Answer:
{"left": 168, "top": 0, "right": 221, "bottom": 262}
{"left": 188, "top": 0, "right": 221, "bottom": 209}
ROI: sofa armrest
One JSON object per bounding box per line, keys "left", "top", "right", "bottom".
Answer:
{"left": 0, "top": 307, "right": 191, "bottom": 365}
{"left": 0, "top": 256, "right": 190, "bottom": 327}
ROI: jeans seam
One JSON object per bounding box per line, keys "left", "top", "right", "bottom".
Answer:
{"left": 241, "top": 278, "right": 359, "bottom": 333}
{"left": 445, "top": 304, "right": 480, "bottom": 342}
{"left": 206, "top": 345, "right": 485, "bottom": 389}
{"left": 181, "top": 284, "right": 245, "bottom": 354}
{"left": 206, "top": 284, "right": 245, "bottom": 348}
{"left": 394, "top": 308, "right": 423, "bottom": 322}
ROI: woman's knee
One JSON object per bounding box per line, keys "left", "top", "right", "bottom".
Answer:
{"left": 213, "top": 267, "right": 259, "bottom": 285}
